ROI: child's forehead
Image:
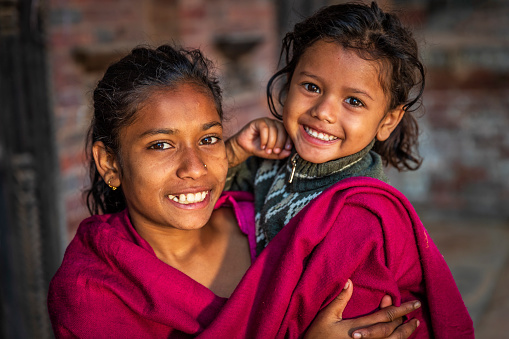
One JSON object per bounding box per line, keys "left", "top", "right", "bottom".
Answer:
{"left": 302, "top": 40, "right": 387, "bottom": 78}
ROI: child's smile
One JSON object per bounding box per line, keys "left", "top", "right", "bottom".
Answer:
{"left": 283, "top": 40, "right": 402, "bottom": 164}
{"left": 303, "top": 125, "right": 338, "bottom": 142}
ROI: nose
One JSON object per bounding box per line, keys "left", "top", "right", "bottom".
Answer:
{"left": 310, "top": 96, "right": 337, "bottom": 124}
{"left": 176, "top": 147, "right": 207, "bottom": 179}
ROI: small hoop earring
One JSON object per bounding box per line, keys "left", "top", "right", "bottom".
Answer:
{"left": 108, "top": 179, "right": 118, "bottom": 191}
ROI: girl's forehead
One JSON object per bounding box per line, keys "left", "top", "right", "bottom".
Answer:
{"left": 122, "top": 86, "right": 222, "bottom": 136}
{"left": 139, "top": 85, "right": 220, "bottom": 118}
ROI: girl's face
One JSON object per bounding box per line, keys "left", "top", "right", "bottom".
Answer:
{"left": 116, "top": 84, "right": 228, "bottom": 232}
{"left": 283, "top": 40, "right": 403, "bottom": 164}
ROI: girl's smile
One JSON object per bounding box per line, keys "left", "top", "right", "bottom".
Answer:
{"left": 168, "top": 190, "right": 210, "bottom": 205}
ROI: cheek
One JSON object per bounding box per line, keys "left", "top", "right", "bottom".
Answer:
{"left": 121, "top": 156, "right": 167, "bottom": 194}
{"left": 282, "top": 108, "right": 293, "bottom": 130}
{"left": 209, "top": 148, "right": 228, "bottom": 182}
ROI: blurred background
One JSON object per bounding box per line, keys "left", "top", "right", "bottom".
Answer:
{"left": 0, "top": 0, "right": 508, "bottom": 337}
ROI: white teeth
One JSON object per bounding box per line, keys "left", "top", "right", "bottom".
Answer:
{"left": 304, "top": 126, "right": 338, "bottom": 141}
{"left": 169, "top": 191, "right": 209, "bottom": 204}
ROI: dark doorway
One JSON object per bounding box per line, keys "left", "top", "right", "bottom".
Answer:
{"left": 0, "top": 0, "right": 64, "bottom": 337}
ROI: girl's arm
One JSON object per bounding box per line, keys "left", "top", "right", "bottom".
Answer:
{"left": 225, "top": 118, "right": 292, "bottom": 168}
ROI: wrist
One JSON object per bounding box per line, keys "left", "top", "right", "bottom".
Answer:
{"left": 225, "top": 137, "right": 250, "bottom": 168}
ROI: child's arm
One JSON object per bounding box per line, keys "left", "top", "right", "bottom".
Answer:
{"left": 225, "top": 118, "right": 292, "bottom": 168}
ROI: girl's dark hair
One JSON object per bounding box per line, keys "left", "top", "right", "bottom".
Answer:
{"left": 267, "top": 1, "right": 425, "bottom": 170}
{"left": 85, "top": 45, "right": 223, "bottom": 215}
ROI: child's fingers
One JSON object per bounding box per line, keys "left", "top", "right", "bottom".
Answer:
{"left": 272, "top": 121, "right": 289, "bottom": 154}
{"left": 264, "top": 120, "right": 278, "bottom": 154}
{"left": 256, "top": 118, "right": 285, "bottom": 154}
{"left": 256, "top": 120, "right": 270, "bottom": 151}
{"left": 285, "top": 135, "right": 293, "bottom": 151}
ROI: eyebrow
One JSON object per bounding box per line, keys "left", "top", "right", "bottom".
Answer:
{"left": 139, "top": 121, "right": 222, "bottom": 138}
{"left": 346, "top": 87, "right": 374, "bottom": 101}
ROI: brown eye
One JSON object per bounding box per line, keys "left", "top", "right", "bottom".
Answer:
{"left": 149, "top": 142, "right": 171, "bottom": 150}
{"left": 303, "top": 83, "right": 321, "bottom": 94}
{"left": 346, "top": 97, "right": 364, "bottom": 107}
{"left": 200, "top": 136, "right": 220, "bottom": 145}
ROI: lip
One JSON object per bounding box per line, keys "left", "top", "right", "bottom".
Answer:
{"left": 300, "top": 124, "right": 340, "bottom": 145}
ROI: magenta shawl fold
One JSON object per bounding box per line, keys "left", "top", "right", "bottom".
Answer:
{"left": 48, "top": 178, "right": 474, "bottom": 338}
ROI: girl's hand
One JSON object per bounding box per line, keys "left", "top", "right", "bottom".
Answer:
{"left": 304, "top": 280, "right": 421, "bottom": 339}
{"left": 226, "top": 118, "right": 292, "bottom": 168}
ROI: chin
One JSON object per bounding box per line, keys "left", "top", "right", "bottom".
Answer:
{"left": 296, "top": 149, "right": 332, "bottom": 164}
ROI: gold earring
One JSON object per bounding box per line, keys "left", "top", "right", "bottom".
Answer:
{"left": 108, "top": 179, "right": 118, "bottom": 191}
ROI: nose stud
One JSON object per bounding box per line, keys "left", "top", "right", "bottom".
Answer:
{"left": 204, "top": 164, "right": 207, "bottom": 168}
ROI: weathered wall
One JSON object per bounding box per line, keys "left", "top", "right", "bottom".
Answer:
{"left": 387, "top": 0, "right": 509, "bottom": 219}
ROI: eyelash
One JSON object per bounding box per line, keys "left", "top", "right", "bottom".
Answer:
{"left": 200, "top": 135, "right": 221, "bottom": 145}
{"left": 302, "top": 82, "right": 321, "bottom": 94}
{"left": 345, "top": 97, "right": 364, "bottom": 108}
{"left": 149, "top": 142, "right": 172, "bottom": 150}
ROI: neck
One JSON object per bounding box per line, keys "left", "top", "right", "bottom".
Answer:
{"left": 131, "top": 207, "right": 251, "bottom": 298}
{"left": 133, "top": 219, "right": 214, "bottom": 266}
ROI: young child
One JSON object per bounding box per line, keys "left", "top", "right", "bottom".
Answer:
{"left": 47, "top": 44, "right": 419, "bottom": 338}
{"left": 225, "top": 2, "right": 474, "bottom": 337}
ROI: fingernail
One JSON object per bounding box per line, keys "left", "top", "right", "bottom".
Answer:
{"left": 416, "top": 320, "right": 420, "bottom": 327}
{"left": 414, "top": 301, "right": 421, "bottom": 309}
{"left": 285, "top": 143, "right": 292, "bottom": 150}
{"left": 261, "top": 145, "right": 266, "bottom": 150}
{"left": 343, "top": 281, "right": 350, "bottom": 290}
{"left": 353, "top": 333, "right": 362, "bottom": 339}
{"left": 274, "top": 148, "right": 281, "bottom": 154}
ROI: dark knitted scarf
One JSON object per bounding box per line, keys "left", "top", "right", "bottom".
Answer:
{"left": 225, "top": 140, "right": 387, "bottom": 253}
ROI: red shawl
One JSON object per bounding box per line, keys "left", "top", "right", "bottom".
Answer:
{"left": 48, "top": 178, "right": 474, "bottom": 338}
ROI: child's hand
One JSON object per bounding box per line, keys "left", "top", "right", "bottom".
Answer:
{"left": 226, "top": 118, "right": 293, "bottom": 168}
{"left": 304, "top": 280, "right": 421, "bottom": 339}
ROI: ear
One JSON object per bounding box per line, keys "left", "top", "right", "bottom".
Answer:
{"left": 92, "top": 141, "right": 121, "bottom": 188}
{"left": 376, "top": 105, "right": 405, "bottom": 142}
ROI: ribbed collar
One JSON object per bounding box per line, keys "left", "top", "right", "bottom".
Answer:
{"left": 285, "top": 139, "right": 387, "bottom": 192}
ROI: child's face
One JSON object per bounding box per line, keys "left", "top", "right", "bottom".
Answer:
{"left": 116, "top": 84, "right": 228, "bottom": 232}
{"left": 283, "top": 40, "right": 400, "bottom": 164}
